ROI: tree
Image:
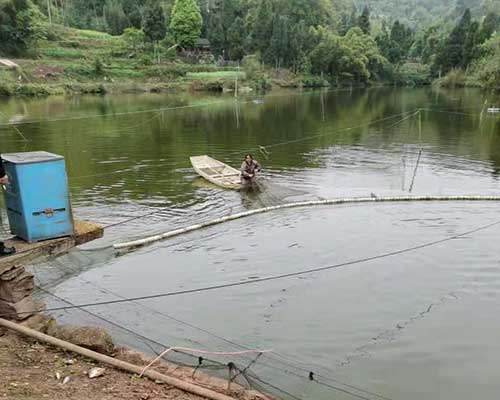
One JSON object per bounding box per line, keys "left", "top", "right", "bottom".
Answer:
{"left": 469, "top": 34, "right": 500, "bottom": 89}
{"left": 433, "top": 9, "right": 473, "bottom": 74}
{"left": 121, "top": 0, "right": 143, "bottom": 29}
{"left": 104, "top": 0, "right": 129, "bottom": 35}
{"left": 169, "top": 0, "right": 202, "bottom": 48}
{"left": 266, "top": 15, "right": 289, "bottom": 68}
{"left": 357, "top": 5, "right": 370, "bottom": 35}
{"left": 376, "top": 26, "right": 398, "bottom": 64}
{"left": 226, "top": 16, "right": 245, "bottom": 60}
{"left": 0, "top": 0, "right": 39, "bottom": 55}
{"left": 309, "top": 26, "right": 386, "bottom": 84}
{"left": 249, "top": 0, "right": 274, "bottom": 56}
{"left": 462, "top": 20, "right": 479, "bottom": 66}
{"left": 477, "top": 12, "right": 499, "bottom": 43}
{"left": 142, "top": 1, "right": 166, "bottom": 43}
{"left": 122, "top": 27, "right": 146, "bottom": 52}
{"left": 391, "top": 20, "right": 413, "bottom": 55}
{"left": 207, "top": 0, "right": 244, "bottom": 60}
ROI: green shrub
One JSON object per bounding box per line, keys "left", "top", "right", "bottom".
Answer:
{"left": 468, "top": 35, "right": 500, "bottom": 89}
{"left": 94, "top": 58, "right": 105, "bottom": 75}
{"left": 60, "top": 40, "right": 81, "bottom": 48}
{"left": 144, "top": 65, "right": 185, "bottom": 78}
{"left": 122, "top": 28, "right": 146, "bottom": 53}
{"left": 435, "top": 68, "right": 467, "bottom": 88}
{"left": 140, "top": 55, "right": 153, "bottom": 66}
{"left": 40, "top": 47, "right": 84, "bottom": 59}
{"left": 395, "top": 63, "right": 431, "bottom": 86}
{"left": 39, "top": 24, "right": 63, "bottom": 42}
{"left": 301, "top": 75, "right": 330, "bottom": 88}
{"left": 0, "top": 71, "right": 16, "bottom": 96}
{"left": 242, "top": 54, "right": 262, "bottom": 81}
{"left": 66, "top": 83, "right": 107, "bottom": 94}
{"left": 14, "top": 84, "right": 61, "bottom": 97}
{"left": 63, "top": 63, "right": 94, "bottom": 77}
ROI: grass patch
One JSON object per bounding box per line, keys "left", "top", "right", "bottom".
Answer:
{"left": 72, "top": 29, "right": 113, "bottom": 40}
{"left": 107, "top": 68, "right": 145, "bottom": 78}
{"left": 186, "top": 71, "right": 245, "bottom": 80}
{"left": 40, "top": 47, "right": 85, "bottom": 59}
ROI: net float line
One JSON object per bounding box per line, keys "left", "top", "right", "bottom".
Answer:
{"left": 113, "top": 195, "right": 500, "bottom": 250}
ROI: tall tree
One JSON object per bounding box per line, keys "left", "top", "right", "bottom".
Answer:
{"left": 207, "top": 0, "right": 243, "bottom": 60}
{"left": 462, "top": 20, "right": 479, "bottom": 66}
{"left": 357, "top": 5, "right": 370, "bottom": 35}
{"left": 143, "top": 1, "right": 166, "bottom": 42}
{"left": 433, "top": 9, "right": 473, "bottom": 74}
{"left": 121, "top": 0, "right": 143, "bottom": 29}
{"left": 226, "top": 16, "right": 245, "bottom": 60}
{"left": 249, "top": 0, "right": 274, "bottom": 55}
{"left": 0, "top": 0, "right": 39, "bottom": 55}
{"left": 103, "top": 0, "right": 129, "bottom": 35}
{"left": 477, "top": 12, "right": 499, "bottom": 43}
{"left": 266, "top": 14, "right": 289, "bottom": 68}
{"left": 169, "top": 0, "right": 202, "bottom": 48}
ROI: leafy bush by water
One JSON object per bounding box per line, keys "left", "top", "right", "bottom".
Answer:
{"left": 435, "top": 69, "right": 468, "bottom": 88}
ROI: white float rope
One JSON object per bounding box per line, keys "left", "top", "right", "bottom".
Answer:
{"left": 113, "top": 195, "right": 500, "bottom": 250}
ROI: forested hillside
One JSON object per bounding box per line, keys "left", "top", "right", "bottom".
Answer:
{"left": 362, "top": 0, "right": 499, "bottom": 28}
{"left": 0, "top": 0, "right": 499, "bottom": 94}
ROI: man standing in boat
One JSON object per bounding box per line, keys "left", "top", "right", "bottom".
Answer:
{"left": 241, "top": 154, "right": 261, "bottom": 185}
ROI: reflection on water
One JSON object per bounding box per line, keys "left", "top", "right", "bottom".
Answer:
{"left": 1, "top": 87, "right": 500, "bottom": 400}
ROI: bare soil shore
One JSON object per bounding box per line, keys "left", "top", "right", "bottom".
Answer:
{"left": 0, "top": 329, "right": 205, "bottom": 400}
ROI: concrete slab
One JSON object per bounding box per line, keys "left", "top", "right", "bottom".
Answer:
{"left": 0, "top": 220, "right": 103, "bottom": 273}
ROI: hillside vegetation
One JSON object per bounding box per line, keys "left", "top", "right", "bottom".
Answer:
{"left": 0, "top": 0, "right": 499, "bottom": 96}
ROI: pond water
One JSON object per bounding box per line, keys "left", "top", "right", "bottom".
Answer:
{"left": 1, "top": 87, "right": 500, "bottom": 400}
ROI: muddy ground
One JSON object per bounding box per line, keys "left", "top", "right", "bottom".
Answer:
{"left": 0, "top": 329, "right": 204, "bottom": 400}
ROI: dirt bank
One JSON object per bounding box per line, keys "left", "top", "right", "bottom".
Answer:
{"left": 0, "top": 329, "right": 205, "bottom": 400}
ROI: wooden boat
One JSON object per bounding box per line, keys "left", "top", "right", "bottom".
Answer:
{"left": 190, "top": 155, "right": 242, "bottom": 190}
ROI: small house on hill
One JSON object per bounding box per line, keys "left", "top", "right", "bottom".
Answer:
{"left": 178, "top": 38, "right": 213, "bottom": 63}
{"left": 195, "top": 38, "right": 211, "bottom": 52}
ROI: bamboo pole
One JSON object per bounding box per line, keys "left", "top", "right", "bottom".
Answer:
{"left": 0, "top": 318, "right": 237, "bottom": 400}
{"left": 113, "top": 195, "right": 500, "bottom": 250}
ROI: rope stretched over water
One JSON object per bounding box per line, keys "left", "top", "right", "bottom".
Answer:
{"left": 140, "top": 347, "right": 273, "bottom": 378}
{"left": 113, "top": 195, "right": 500, "bottom": 250}
{"left": 4, "top": 213, "right": 499, "bottom": 320}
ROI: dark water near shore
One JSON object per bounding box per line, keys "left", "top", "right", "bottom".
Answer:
{"left": 1, "top": 87, "right": 500, "bottom": 400}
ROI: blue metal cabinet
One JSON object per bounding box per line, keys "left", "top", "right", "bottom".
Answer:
{"left": 1, "top": 151, "right": 74, "bottom": 243}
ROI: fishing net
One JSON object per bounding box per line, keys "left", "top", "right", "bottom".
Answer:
{"left": 30, "top": 254, "right": 390, "bottom": 400}
{"left": 239, "top": 180, "right": 313, "bottom": 209}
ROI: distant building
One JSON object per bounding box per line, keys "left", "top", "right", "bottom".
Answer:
{"left": 178, "top": 38, "right": 213, "bottom": 63}
{"left": 195, "top": 38, "right": 211, "bottom": 52}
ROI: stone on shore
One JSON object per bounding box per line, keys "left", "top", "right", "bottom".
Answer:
{"left": 46, "top": 323, "right": 115, "bottom": 355}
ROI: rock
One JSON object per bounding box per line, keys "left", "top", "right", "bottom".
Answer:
{"left": 88, "top": 367, "right": 105, "bottom": 379}
{"left": 46, "top": 323, "right": 114, "bottom": 355}
{"left": 0, "top": 298, "right": 44, "bottom": 321}
{"left": 0, "top": 271, "right": 35, "bottom": 303}
{"left": 65, "top": 359, "right": 75, "bottom": 365}
{"left": 0, "top": 265, "right": 25, "bottom": 281}
{"left": 62, "top": 376, "right": 70, "bottom": 385}
{"left": 55, "top": 372, "right": 61, "bottom": 380}
{"left": 20, "top": 314, "right": 54, "bottom": 333}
